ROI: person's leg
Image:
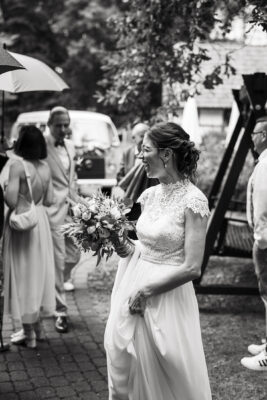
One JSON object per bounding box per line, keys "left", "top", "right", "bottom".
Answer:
{"left": 33, "top": 317, "right": 45, "bottom": 341}
{"left": 51, "top": 228, "right": 68, "bottom": 317}
{"left": 253, "top": 243, "right": 267, "bottom": 341}
{"left": 22, "top": 323, "right": 36, "bottom": 348}
{"left": 64, "top": 235, "right": 81, "bottom": 286}
{"left": 241, "top": 244, "right": 267, "bottom": 370}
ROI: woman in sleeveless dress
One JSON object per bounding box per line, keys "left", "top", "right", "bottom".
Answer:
{"left": 104, "top": 122, "right": 212, "bottom": 399}
{"left": 3, "top": 126, "right": 55, "bottom": 348}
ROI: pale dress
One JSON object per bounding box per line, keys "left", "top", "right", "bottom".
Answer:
{"left": 104, "top": 180, "right": 212, "bottom": 400}
{"left": 3, "top": 161, "right": 55, "bottom": 325}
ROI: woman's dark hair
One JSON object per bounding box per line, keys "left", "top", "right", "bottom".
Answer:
{"left": 14, "top": 125, "right": 47, "bottom": 160}
{"left": 146, "top": 122, "right": 200, "bottom": 181}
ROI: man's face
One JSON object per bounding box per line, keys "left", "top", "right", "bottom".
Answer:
{"left": 49, "top": 113, "right": 71, "bottom": 141}
{"left": 251, "top": 122, "right": 267, "bottom": 154}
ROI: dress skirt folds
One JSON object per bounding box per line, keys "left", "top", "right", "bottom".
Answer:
{"left": 104, "top": 181, "right": 212, "bottom": 400}
{"left": 104, "top": 243, "right": 212, "bottom": 400}
{"left": 3, "top": 204, "right": 55, "bottom": 325}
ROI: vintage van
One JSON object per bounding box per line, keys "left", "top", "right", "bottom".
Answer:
{"left": 10, "top": 110, "right": 121, "bottom": 192}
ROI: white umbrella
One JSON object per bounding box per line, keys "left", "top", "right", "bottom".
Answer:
{"left": 0, "top": 51, "right": 69, "bottom": 92}
{"left": 182, "top": 97, "right": 201, "bottom": 145}
{"left": 0, "top": 51, "right": 69, "bottom": 141}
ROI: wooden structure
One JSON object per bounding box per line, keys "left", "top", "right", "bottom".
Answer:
{"left": 195, "top": 73, "right": 267, "bottom": 295}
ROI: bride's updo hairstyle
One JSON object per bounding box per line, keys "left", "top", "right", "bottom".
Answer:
{"left": 146, "top": 122, "right": 200, "bottom": 181}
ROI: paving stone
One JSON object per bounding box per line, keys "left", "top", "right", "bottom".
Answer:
{"left": 10, "top": 371, "right": 28, "bottom": 381}
{"left": 19, "top": 391, "right": 38, "bottom": 400}
{"left": 0, "top": 371, "right": 10, "bottom": 382}
{"left": 49, "top": 376, "right": 69, "bottom": 387}
{"left": 73, "top": 353, "right": 90, "bottom": 362}
{"left": 55, "top": 386, "right": 76, "bottom": 398}
{"left": 92, "top": 357, "right": 106, "bottom": 367}
{"left": 75, "top": 361, "right": 95, "bottom": 372}
{"left": 79, "top": 392, "right": 99, "bottom": 400}
{"left": 51, "top": 345, "right": 68, "bottom": 355}
{"left": 60, "top": 362, "right": 78, "bottom": 373}
{"left": 57, "top": 354, "right": 74, "bottom": 363}
{"left": 0, "top": 393, "right": 19, "bottom": 400}
{"left": 71, "top": 380, "right": 92, "bottom": 393}
{"left": 27, "top": 367, "right": 45, "bottom": 377}
{"left": 44, "top": 366, "right": 64, "bottom": 377}
{"left": 91, "top": 379, "right": 108, "bottom": 392}
{"left": 35, "top": 387, "right": 56, "bottom": 399}
{"left": 7, "top": 361, "right": 25, "bottom": 371}
{"left": 86, "top": 370, "right": 104, "bottom": 381}
{"left": 13, "top": 380, "right": 33, "bottom": 392}
{"left": 0, "top": 381, "right": 13, "bottom": 392}
{"left": 64, "top": 371, "right": 84, "bottom": 382}
{"left": 3, "top": 353, "right": 21, "bottom": 361}
{"left": 30, "top": 376, "right": 50, "bottom": 388}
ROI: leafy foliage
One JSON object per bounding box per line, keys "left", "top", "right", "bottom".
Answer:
{"left": 96, "top": 0, "right": 267, "bottom": 120}
{"left": 0, "top": 0, "right": 266, "bottom": 127}
{"left": 0, "top": 0, "right": 122, "bottom": 128}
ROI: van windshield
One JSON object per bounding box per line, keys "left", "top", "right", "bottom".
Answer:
{"left": 71, "top": 119, "right": 113, "bottom": 148}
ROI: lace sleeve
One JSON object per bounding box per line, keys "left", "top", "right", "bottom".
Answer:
{"left": 185, "top": 196, "right": 210, "bottom": 218}
{"left": 137, "top": 187, "right": 154, "bottom": 210}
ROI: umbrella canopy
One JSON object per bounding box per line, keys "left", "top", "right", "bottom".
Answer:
{"left": 0, "top": 51, "right": 69, "bottom": 92}
{"left": 182, "top": 97, "right": 201, "bottom": 146}
{"left": 0, "top": 46, "right": 25, "bottom": 75}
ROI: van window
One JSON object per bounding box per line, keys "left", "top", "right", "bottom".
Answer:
{"left": 71, "top": 119, "right": 114, "bottom": 148}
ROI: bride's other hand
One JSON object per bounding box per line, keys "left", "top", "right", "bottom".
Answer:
{"left": 128, "top": 290, "right": 147, "bottom": 317}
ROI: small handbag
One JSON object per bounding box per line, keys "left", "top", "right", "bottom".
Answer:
{"left": 9, "top": 160, "right": 38, "bottom": 232}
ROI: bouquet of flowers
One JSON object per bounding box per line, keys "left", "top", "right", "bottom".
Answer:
{"left": 61, "top": 192, "right": 135, "bottom": 266}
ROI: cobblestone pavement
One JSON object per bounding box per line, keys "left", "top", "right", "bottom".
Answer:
{"left": 0, "top": 252, "right": 116, "bottom": 400}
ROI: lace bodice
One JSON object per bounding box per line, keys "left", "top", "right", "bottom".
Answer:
{"left": 136, "top": 180, "right": 210, "bottom": 265}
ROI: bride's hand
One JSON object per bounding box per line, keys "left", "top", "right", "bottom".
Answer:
{"left": 128, "top": 290, "right": 147, "bottom": 317}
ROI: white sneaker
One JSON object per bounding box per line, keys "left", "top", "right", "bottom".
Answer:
{"left": 11, "top": 329, "right": 26, "bottom": 344}
{"left": 64, "top": 280, "right": 75, "bottom": 292}
{"left": 248, "top": 343, "right": 267, "bottom": 355}
{"left": 241, "top": 350, "right": 267, "bottom": 371}
{"left": 10, "top": 329, "right": 25, "bottom": 340}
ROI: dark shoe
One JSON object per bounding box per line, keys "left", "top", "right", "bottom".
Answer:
{"left": 55, "top": 316, "right": 68, "bottom": 333}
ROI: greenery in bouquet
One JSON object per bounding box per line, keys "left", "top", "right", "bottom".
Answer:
{"left": 61, "top": 192, "right": 135, "bottom": 266}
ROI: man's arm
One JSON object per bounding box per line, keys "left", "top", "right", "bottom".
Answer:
{"left": 253, "top": 161, "right": 267, "bottom": 249}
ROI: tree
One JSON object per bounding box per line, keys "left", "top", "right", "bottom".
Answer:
{"left": 96, "top": 0, "right": 267, "bottom": 121}
{"left": 0, "top": 0, "right": 123, "bottom": 127}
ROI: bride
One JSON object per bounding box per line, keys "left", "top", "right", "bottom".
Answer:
{"left": 104, "top": 122, "right": 212, "bottom": 400}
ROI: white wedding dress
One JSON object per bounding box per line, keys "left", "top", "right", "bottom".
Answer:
{"left": 104, "top": 181, "right": 212, "bottom": 400}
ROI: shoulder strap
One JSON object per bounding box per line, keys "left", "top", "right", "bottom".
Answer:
{"left": 20, "top": 160, "right": 34, "bottom": 201}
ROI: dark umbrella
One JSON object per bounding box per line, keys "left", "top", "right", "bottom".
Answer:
{"left": 119, "top": 162, "right": 158, "bottom": 203}
{"left": 0, "top": 45, "right": 25, "bottom": 75}
{"left": 118, "top": 163, "right": 158, "bottom": 240}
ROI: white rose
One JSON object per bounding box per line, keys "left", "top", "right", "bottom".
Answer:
{"left": 87, "top": 226, "right": 96, "bottom": 234}
{"left": 82, "top": 212, "right": 91, "bottom": 221}
{"left": 110, "top": 206, "right": 121, "bottom": 220}
{"left": 72, "top": 205, "right": 82, "bottom": 218}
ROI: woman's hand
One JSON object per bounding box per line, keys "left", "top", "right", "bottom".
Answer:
{"left": 128, "top": 288, "right": 152, "bottom": 316}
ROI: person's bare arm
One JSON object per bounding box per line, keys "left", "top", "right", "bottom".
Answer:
{"left": 4, "top": 161, "right": 23, "bottom": 210}
{"left": 43, "top": 168, "right": 54, "bottom": 207}
{"left": 129, "top": 208, "right": 208, "bottom": 314}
